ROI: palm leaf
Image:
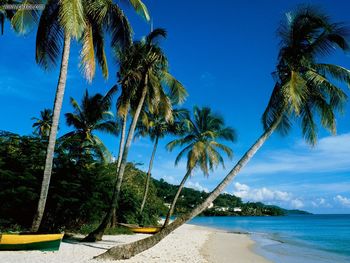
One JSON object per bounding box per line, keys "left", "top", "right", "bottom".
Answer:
{"left": 11, "top": 0, "right": 41, "bottom": 35}
{"left": 80, "top": 22, "right": 96, "bottom": 82}
{"left": 162, "top": 71, "right": 188, "bottom": 104}
{"left": 59, "top": 0, "right": 85, "bottom": 39}
{"left": 35, "top": 1, "right": 63, "bottom": 69}
{"left": 128, "top": 0, "right": 150, "bottom": 21}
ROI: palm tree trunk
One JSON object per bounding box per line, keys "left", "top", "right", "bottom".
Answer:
{"left": 94, "top": 117, "right": 281, "bottom": 260}
{"left": 111, "top": 113, "right": 128, "bottom": 227}
{"left": 116, "top": 114, "right": 128, "bottom": 172}
{"left": 83, "top": 76, "right": 149, "bottom": 242}
{"left": 140, "top": 136, "right": 159, "bottom": 215}
{"left": 31, "top": 33, "right": 71, "bottom": 232}
{"left": 163, "top": 170, "right": 191, "bottom": 227}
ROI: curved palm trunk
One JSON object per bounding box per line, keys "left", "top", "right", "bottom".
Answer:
{"left": 111, "top": 113, "right": 128, "bottom": 227}
{"left": 31, "top": 33, "right": 71, "bottom": 232}
{"left": 95, "top": 117, "right": 281, "bottom": 260}
{"left": 140, "top": 136, "right": 159, "bottom": 215}
{"left": 163, "top": 170, "right": 191, "bottom": 227}
{"left": 83, "top": 76, "right": 149, "bottom": 242}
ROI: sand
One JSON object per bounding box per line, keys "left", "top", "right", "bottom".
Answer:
{"left": 1, "top": 224, "right": 271, "bottom": 263}
{"left": 201, "top": 230, "right": 272, "bottom": 263}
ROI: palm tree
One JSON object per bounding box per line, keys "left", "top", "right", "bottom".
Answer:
{"left": 60, "top": 88, "right": 118, "bottom": 162}
{"left": 163, "top": 106, "right": 236, "bottom": 226}
{"left": 94, "top": 7, "right": 350, "bottom": 260}
{"left": 11, "top": 0, "right": 149, "bottom": 232}
{"left": 136, "top": 108, "right": 188, "bottom": 218}
{"left": 83, "top": 28, "right": 188, "bottom": 241}
{"left": 32, "top": 109, "right": 53, "bottom": 139}
{"left": 0, "top": 0, "right": 18, "bottom": 35}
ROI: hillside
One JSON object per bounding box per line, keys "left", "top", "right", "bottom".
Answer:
{"left": 153, "top": 178, "right": 311, "bottom": 216}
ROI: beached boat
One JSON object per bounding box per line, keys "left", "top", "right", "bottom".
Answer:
{"left": 0, "top": 233, "right": 64, "bottom": 251}
{"left": 119, "top": 223, "right": 161, "bottom": 234}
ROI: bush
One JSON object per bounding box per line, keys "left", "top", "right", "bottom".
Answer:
{"left": 0, "top": 131, "right": 166, "bottom": 232}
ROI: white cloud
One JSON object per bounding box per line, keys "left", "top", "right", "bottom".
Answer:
{"left": 186, "top": 181, "right": 209, "bottom": 193}
{"left": 290, "top": 199, "right": 304, "bottom": 209}
{"left": 242, "top": 133, "right": 350, "bottom": 176}
{"left": 311, "top": 198, "right": 331, "bottom": 208}
{"left": 334, "top": 195, "right": 350, "bottom": 207}
{"left": 233, "top": 182, "right": 291, "bottom": 202}
{"left": 233, "top": 182, "right": 305, "bottom": 209}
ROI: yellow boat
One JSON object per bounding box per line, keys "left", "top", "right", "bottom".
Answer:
{"left": 119, "top": 223, "right": 161, "bottom": 234}
{"left": 0, "top": 233, "right": 64, "bottom": 251}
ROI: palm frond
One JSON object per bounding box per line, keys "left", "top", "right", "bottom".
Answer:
{"left": 146, "top": 28, "right": 166, "bottom": 44}
{"left": 35, "top": 1, "right": 63, "bottom": 69}
{"left": 300, "top": 103, "right": 317, "bottom": 146}
{"left": 174, "top": 143, "right": 193, "bottom": 166}
{"left": 314, "top": 64, "right": 350, "bottom": 87}
{"left": 162, "top": 71, "right": 187, "bottom": 104}
{"left": 92, "top": 24, "right": 108, "bottom": 78}
{"left": 210, "top": 141, "right": 233, "bottom": 159}
{"left": 95, "top": 120, "right": 119, "bottom": 136}
{"left": 128, "top": 0, "right": 150, "bottom": 21}
{"left": 59, "top": 0, "right": 85, "bottom": 39}
{"left": 11, "top": 0, "right": 41, "bottom": 35}
{"left": 107, "top": 3, "right": 132, "bottom": 50}
{"left": 80, "top": 22, "right": 96, "bottom": 82}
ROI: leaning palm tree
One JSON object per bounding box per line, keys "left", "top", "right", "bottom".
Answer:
{"left": 94, "top": 7, "right": 350, "bottom": 260}
{"left": 136, "top": 107, "right": 188, "bottom": 217}
{"left": 11, "top": 0, "right": 149, "bottom": 232}
{"left": 163, "top": 106, "right": 236, "bottom": 226}
{"left": 83, "top": 28, "right": 188, "bottom": 241}
{"left": 60, "top": 88, "right": 118, "bottom": 162}
{"left": 32, "top": 109, "right": 53, "bottom": 139}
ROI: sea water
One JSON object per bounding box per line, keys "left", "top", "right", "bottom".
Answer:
{"left": 189, "top": 215, "right": 350, "bottom": 263}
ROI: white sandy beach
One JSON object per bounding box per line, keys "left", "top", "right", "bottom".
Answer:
{"left": 1, "top": 224, "right": 271, "bottom": 263}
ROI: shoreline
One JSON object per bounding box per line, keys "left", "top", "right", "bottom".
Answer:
{"left": 196, "top": 225, "right": 271, "bottom": 263}
{"left": 1, "top": 224, "right": 271, "bottom": 263}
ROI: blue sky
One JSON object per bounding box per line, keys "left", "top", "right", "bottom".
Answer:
{"left": 1, "top": 0, "right": 350, "bottom": 213}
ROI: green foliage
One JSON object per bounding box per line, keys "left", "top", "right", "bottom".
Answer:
{"left": 0, "top": 131, "right": 165, "bottom": 232}
{"left": 153, "top": 178, "right": 308, "bottom": 217}
{"left": 116, "top": 28, "right": 188, "bottom": 120}
{"left": 167, "top": 106, "right": 236, "bottom": 174}
{"left": 118, "top": 163, "right": 167, "bottom": 226}
{"left": 32, "top": 108, "right": 53, "bottom": 138}
{"left": 60, "top": 88, "right": 118, "bottom": 162}
{"left": 79, "top": 224, "right": 134, "bottom": 235}
{"left": 262, "top": 6, "right": 350, "bottom": 145}
{"left": 0, "top": 131, "right": 46, "bottom": 227}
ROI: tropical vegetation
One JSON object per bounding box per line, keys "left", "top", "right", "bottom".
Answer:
{"left": 60, "top": 89, "right": 118, "bottom": 162}
{"left": 136, "top": 107, "right": 188, "bottom": 221}
{"left": 32, "top": 109, "right": 53, "bottom": 139}
{"left": 7, "top": 0, "right": 151, "bottom": 232}
{"left": 93, "top": 7, "right": 350, "bottom": 260}
{"left": 1, "top": 131, "right": 307, "bottom": 233}
{"left": 83, "top": 28, "right": 187, "bottom": 242}
{"left": 1, "top": 2, "right": 350, "bottom": 261}
{"left": 163, "top": 106, "right": 236, "bottom": 226}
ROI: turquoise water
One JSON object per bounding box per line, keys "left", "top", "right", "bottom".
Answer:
{"left": 189, "top": 215, "right": 350, "bottom": 263}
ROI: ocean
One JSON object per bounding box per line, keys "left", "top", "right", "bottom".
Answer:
{"left": 189, "top": 214, "right": 350, "bottom": 263}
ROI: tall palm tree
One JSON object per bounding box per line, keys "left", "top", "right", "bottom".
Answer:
{"left": 163, "top": 106, "right": 236, "bottom": 226}
{"left": 94, "top": 7, "right": 350, "bottom": 260}
{"left": 83, "top": 28, "right": 188, "bottom": 241}
{"left": 11, "top": 0, "right": 149, "bottom": 232}
{"left": 136, "top": 108, "right": 188, "bottom": 217}
{"left": 60, "top": 88, "right": 118, "bottom": 162}
{"left": 32, "top": 109, "right": 53, "bottom": 139}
